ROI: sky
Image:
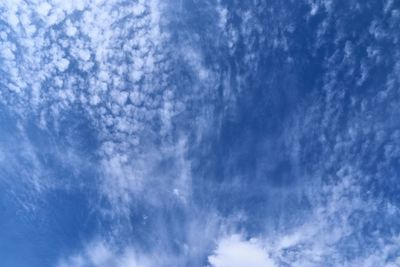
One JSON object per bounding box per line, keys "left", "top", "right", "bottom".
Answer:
{"left": 0, "top": 0, "right": 400, "bottom": 266}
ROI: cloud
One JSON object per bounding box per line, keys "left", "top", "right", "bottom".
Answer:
{"left": 2, "top": 1, "right": 400, "bottom": 267}
{"left": 56, "top": 240, "right": 154, "bottom": 267}
{"left": 0, "top": 0, "right": 210, "bottom": 220}
{"left": 208, "top": 235, "right": 276, "bottom": 267}
{"left": 37, "top": 2, "right": 52, "bottom": 17}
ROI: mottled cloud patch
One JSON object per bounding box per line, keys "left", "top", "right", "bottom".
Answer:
{"left": 0, "top": 0, "right": 211, "bottom": 221}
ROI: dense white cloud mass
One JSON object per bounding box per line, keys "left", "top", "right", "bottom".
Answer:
{"left": 208, "top": 235, "right": 276, "bottom": 267}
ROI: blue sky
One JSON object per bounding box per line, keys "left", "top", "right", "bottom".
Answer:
{"left": 1, "top": 0, "right": 400, "bottom": 266}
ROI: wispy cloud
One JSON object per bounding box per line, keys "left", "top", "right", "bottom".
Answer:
{"left": 56, "top": 240, "right": 155, "bottom": 267}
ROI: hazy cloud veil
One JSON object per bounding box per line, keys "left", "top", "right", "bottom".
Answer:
{"left": 0, "top": 0, "right": 400, "bottom": 267}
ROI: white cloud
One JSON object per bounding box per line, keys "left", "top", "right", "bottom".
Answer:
{"left": 2, "top": 46, "right": 15, "bottom": 60}
{"left": 8, "top": 12, "right": 20, "bottom": 28}
{"left": 132, "top": 3, "right": 146, "bottom": 16}
{"left": 56, "top": 58, "right": 69, "bottom": 72}
{"left": 87, "top": 242, "right": 113, "bottom": 266}
{"left": 66, "top": 24, "right": 77, "bottom": 37}
{"left": 37, "top": 2, "right": 52, "bottom": 17}
{"left": 208, "top": 235, "right": 276, "bottom": 267}
{"left": 56, "top": 240, "right": 155, "bottom": 267}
